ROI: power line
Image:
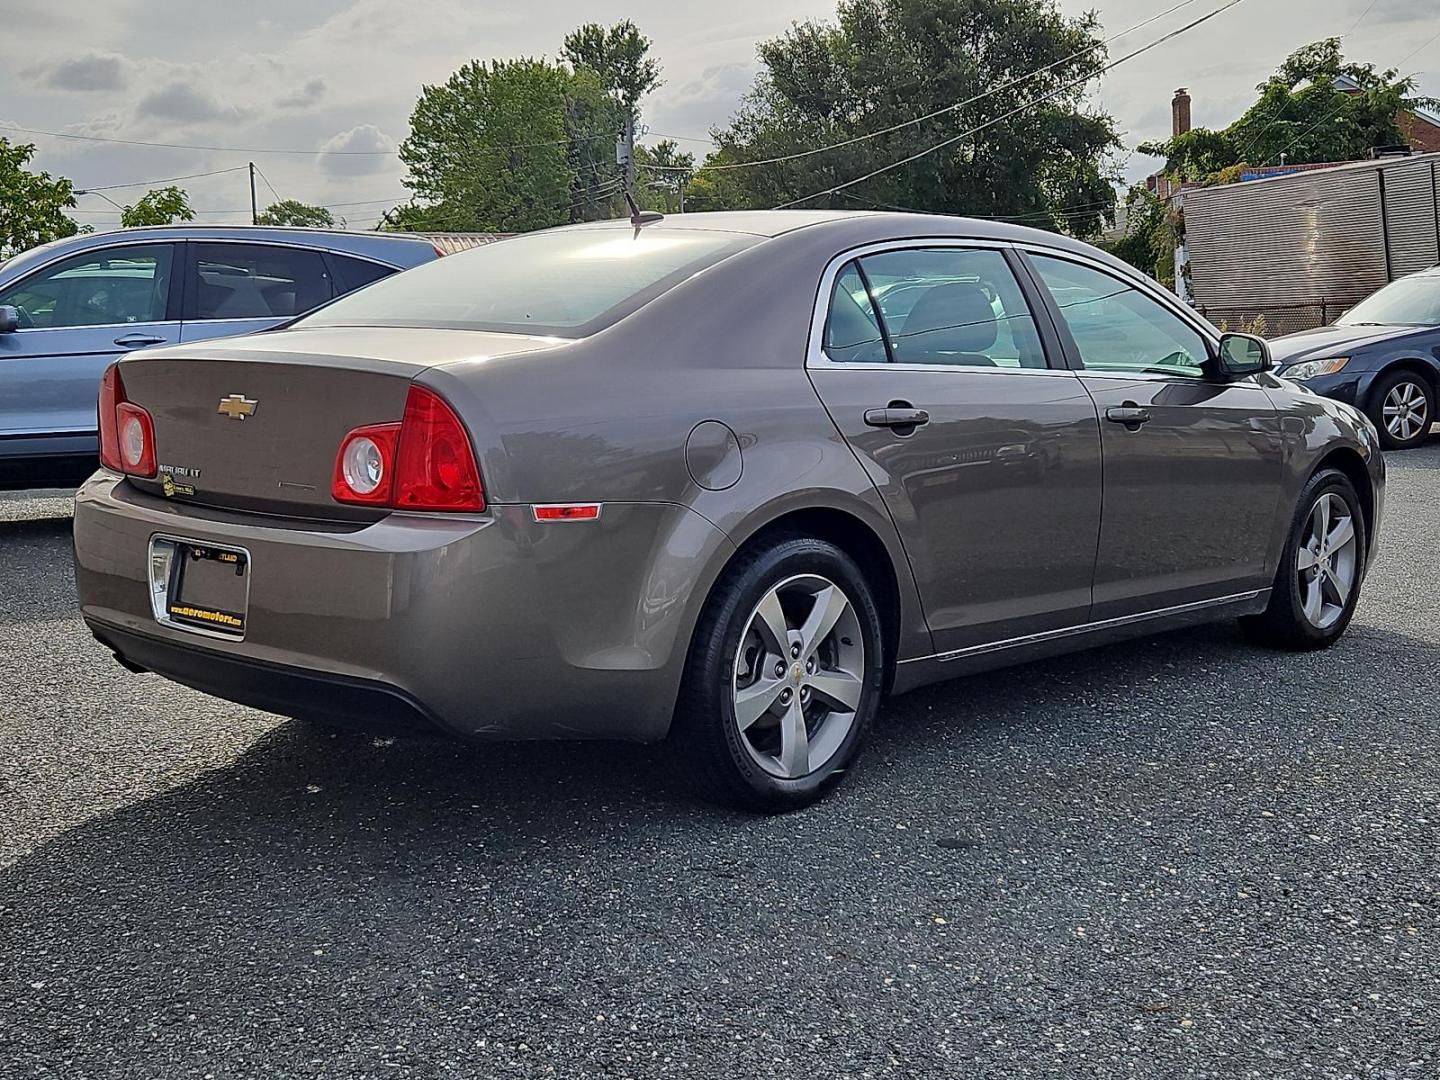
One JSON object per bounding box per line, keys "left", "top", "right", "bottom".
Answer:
{"left": 0, "top": 122, "right": 608, "bottom": 156}
{"left": 253, "top": 163, "right": 283, "bottom": 205}
{"left": 775, "top": 0, "right": 1248, "bottom": 209}
{"left": 642, "top": 0, "right": 1207, "bottom": 174}
{"left": 74, "top": 166, "right": 249, "bottom": 192}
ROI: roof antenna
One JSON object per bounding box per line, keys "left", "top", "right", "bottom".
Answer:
{"left": 624, "top": 189, "right": 664, "bottom": 228}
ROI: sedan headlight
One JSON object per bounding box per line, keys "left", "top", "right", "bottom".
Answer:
{"left": 1280, "top": 356, "right": 1350, "bottom": 380}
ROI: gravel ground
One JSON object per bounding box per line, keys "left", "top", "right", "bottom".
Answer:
{"left": 1, "top": 447, "right": 1438, "bottom": 1080}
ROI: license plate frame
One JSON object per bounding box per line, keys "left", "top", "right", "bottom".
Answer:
{"left": 148, "top": 536, "right": 252, "bottom": 640}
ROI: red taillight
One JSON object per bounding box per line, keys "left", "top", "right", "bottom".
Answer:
{"left": 332, "top": 386, "right": 484, "bottom": 512}
{"left": 98, "top": 365, "right": 156, "bottom": 477}
{"left": 99, "top": 364, "right": 124, "bottom": 472}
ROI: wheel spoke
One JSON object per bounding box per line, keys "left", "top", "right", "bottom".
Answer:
{"left": 1297, "top": 546, "right": 1318, "bottom": 571}
{"left": 1323, "top": 567, "right": 1352, "bottom": 607}
{"left": 799, "top": 585, "right": 849, "bottom": 660}
{"left": 751, "top": 589, "right": 790, "bottom": 653}
{"left": 1302, "top": 577, "right": 1325, "bottom": 624}
{"left": 1326, "top": 514, "right": 1355, "bottom": 553}
{"left": 776, "top": 698, "right": 810, "bottom": 778}
{"left": 807, "top": 669, "right": 862, "bottom": 712}
{"left": 734, "top": 676, "right": 787, "bottom": 732}
{"left": 1315, "top": 495, "right": 1331, "bottom": 544}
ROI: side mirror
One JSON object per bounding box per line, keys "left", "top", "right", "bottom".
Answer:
{"left": 1217, "top": 332, "right": 1272, "bottom": 379}
{"left": 0, "top": 305, "right": 18, "bottom": 333}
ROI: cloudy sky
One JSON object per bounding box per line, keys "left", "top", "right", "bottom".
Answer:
{"left": 2, "top": 0, "right": 1435, "bottom": 230}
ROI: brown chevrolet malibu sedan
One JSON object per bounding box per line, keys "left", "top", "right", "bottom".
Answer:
{"left": 74, "top": 211, "right": 1385, "bottom": 810}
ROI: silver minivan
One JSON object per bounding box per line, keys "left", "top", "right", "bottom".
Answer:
{"left": 0, "top": 225, "right": 440, "bottom": 489}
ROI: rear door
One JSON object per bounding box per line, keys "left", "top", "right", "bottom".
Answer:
{"left": 807, "top": 242, "right": 1103, "bottom": 655}
{"left": 0, "top": 242, "right": 179, "bottom": 446}
{"left": 178, "top": 242, "right": 335, "bottom": 344}
{"left": 1020, "top": 250, "right": 1285, "bottom": 619}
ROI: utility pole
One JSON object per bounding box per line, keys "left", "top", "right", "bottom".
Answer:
{"left": 621, "top": 114, "right": 636, "bottom": 208}
{"left": 248, "top": 161, "right": 258, "bottom": 225}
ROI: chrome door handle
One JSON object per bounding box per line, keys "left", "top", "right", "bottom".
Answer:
{"left": 1105, "top": 404, "right": 1152, "bottom": 428}
{"left": 114, "top": 334, "right": 167, "bottom": 348}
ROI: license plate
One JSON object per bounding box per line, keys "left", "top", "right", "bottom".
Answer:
{"left": 148, "top": 537, "right": 251, "bottom": 639}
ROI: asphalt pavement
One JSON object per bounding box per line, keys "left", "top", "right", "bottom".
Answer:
{"left": 1, "top": 445, "right": 1438, "bottom": 1079}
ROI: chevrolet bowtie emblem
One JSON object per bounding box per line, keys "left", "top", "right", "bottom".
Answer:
{"left": 217, "top": 394, "right": 258, "bottom": 420}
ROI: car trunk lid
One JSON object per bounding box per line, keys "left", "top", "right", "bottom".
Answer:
{"left": 115, "top": 326, "right": 562, "bottom": 519}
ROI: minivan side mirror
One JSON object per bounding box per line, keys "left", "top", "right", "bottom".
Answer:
{"left": 1217, "top": 332, "right": 1272, "bottom": 379}
{"left": 0, "top": 305, "right": 18, "bottom": 333}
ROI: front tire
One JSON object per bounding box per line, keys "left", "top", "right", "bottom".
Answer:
{"left": 673, "top": 536, "right": 885, "bottom": 812}
{"left": 1240, "top": 468, "right": 1366, "bottom": 650}
{"left": 1367, "top": 369, "right": 1434, "bottom": 451}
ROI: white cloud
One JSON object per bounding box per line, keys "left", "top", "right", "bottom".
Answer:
{"left": 135, "top": 80, "right": 235, "bottom": 125}
{"left": 317, "top": 124, "right": 395, "bottom": 177}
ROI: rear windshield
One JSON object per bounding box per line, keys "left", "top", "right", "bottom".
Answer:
{"left": 299, "top": 227, "right": 759, "bottom": 337}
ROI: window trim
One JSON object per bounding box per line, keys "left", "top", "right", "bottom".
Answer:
{"left": 806, "top": 238, "right": 1067, "bottom": 375}
{"left": 1013, "top": 244, "right": 1237, "bottom": 385}
{"left": 0, "top": 240, "right": 182, "bottom": 331}
{"left": 184, "top": 239, "right": 337, "bottom": 323}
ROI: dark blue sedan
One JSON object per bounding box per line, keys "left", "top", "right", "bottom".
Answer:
{"left": 1271, "top": 266, "right": 1440, "bottom": 450}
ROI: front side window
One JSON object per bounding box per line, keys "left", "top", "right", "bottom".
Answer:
{"left": 856, "top": 247, "right": 1047, "bottom": 368}
{"left": 1030, "top": 254, "right": 1210, "bottom": 378}
{"left": 0, "top": 244, "right": 174, "bottom": 328}
{"left": 301, "top": 227, "right": 759, "bottom": 337}
{"left": 192, "top": 243, "right": 333, "bottom": 320}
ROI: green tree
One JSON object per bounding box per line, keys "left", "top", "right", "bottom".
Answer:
{"left": 256, "top": 199, "right": 337, "bottom": 228}
{"left": 1102, "top": 185, "right": 1174, "bottom": 285}
{"left": 561, "top": 20, "right": 662, "bottom": 118}
{"left": 636, "top": 139, "right": 695, "bottom": 211}
{"left": 120, "top": 186, "right": 193, "bottom": 227}
{"left": 711, "top": 0, "right": 1121, "bottom": 237}
{"left": 0, "top": 138, "right": 81, "bottom": 258}
{"left": 1140, "top": 38, "right": 1440, "bottom": 179}
{"left": 397, "top": 57, "right": 621, "bottom": 232}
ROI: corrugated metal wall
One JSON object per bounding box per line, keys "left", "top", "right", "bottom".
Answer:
{"left": 1383, "top": 160, "right": 1440, "bottom": 275}
{"left": 1185, "top": 154, "right": 1440, "bottom": 328}
{"left": 1186, "top": 166, "right": 1388, "bottom": 313}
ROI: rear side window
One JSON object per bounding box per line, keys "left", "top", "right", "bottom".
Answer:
{"left": 330, "top": 253, "right": 399, "bottom": 295}
{"left": 820, "top": 247, "right": 1047, "bottom": 368}
{"left": 191, "top": 243, "right": 334, "bottom": 320}
{"left": 822, "top": 263, "right": 889, "bottom": 363}
{"left": 300, "top": 228, "right": 759, "bottom": 337}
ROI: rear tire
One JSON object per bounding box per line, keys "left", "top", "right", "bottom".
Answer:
{"left": 1366, "top": 369, "right": 1434, "bottom": 451}
{"left": 672, "top": 536, "right": 885, "bottom": 812}
{"left": 1240, "top": 468, "right": 1366, "bottom": 650}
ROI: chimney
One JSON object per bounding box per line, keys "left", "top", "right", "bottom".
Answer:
{"left": 1172, "top": 87, "right": 1192, "bottom": 138}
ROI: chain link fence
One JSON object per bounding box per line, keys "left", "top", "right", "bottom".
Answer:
{"left": 1193, "top": 300, "right": 1337, "bottom": 338}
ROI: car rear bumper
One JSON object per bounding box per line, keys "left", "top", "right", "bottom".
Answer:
{"left": 74, "top": 472, "right": 735, "bottom": 742}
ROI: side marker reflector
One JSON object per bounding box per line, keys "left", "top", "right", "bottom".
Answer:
{"left": 533, "top": 504, "right": 602, "bottom": 523}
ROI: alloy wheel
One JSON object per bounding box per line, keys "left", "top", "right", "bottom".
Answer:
{"left": 1382, "top": 380, "right": 1430, "bottom": 443}
{"left": 1296, "top": 492, "right": 1359, "bottom": 630}
{"left": 731, "top": 574, "right": 865, "bottom": 780}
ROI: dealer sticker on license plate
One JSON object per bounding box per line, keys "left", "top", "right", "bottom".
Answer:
{"left": 148, "top": 537, "right": 251, "bottom": 638}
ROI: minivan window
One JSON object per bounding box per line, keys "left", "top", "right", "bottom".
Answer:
{"left": 300, "top": 228, "right": 759, "bottom": 337}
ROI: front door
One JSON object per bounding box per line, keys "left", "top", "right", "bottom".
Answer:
{"left": 1022, "top": 251, "right": 1285, "bottom": 620}
{"left": 0, "top": 243, "right": 179, "bottom": 449}
{"left": 808, "top": 244, "right": 1103, "bottom": 655}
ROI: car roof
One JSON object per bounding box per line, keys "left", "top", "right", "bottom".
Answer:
{"left": 0, "top": 225, "right": 437, "bottom": 278}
